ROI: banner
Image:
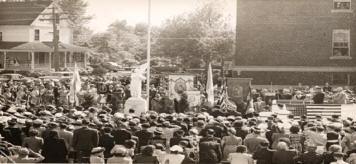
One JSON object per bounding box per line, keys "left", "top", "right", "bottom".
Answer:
{"left": 226, "top": 78, "right": 252, "bottom": 102}
{"left": 186, "top": 91, "right": 201, "bottom": 107}
{"left": 168, "top": 74, "right": 195, "bottom": 99}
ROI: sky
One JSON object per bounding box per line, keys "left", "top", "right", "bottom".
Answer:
{"left": 85, "top": 0, "right": 236, "bottom": 33}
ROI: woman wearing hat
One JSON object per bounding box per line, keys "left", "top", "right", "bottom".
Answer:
{"left": 107, "top": 146, "right": 132, "bottom": 164}
{"left": 90, "top": 147, "right": 105, "bottom": 164}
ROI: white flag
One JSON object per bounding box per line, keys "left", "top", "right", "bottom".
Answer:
{"left": 206, "top": 63, "right": 214, "bottom": 105}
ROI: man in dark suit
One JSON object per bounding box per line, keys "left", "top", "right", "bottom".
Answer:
{"left": 199, "top": 129, "right": 222, "bottom": 164}
{"left": 253, "top": 141, "right": 275, "bottom": 164}
{"left": 134, "top": 123, "right": 153, "bottom": 151}
{"left": 99, "top": 126, "right": 115, "bottom": 161}
{"left": 72, "top": 119, "right": 99, "bottom": 163}
{"left": 112, "top": 122, "right": 132, "bottom": 145}
{"left": 313, "top": 86, "right": 325, "bottom": 104}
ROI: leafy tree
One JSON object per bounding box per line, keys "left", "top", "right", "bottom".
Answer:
{"left": 58, "top": 0, "right": 92, "bottom": 45}
{"left": 154, "top": 0, "right": 235, "bottom": 69}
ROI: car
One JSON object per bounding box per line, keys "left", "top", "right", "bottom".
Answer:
{"left": 39, "top": 72, "right": 73, "bottom": 81}
{"left": 0, "top": 73, "right": 26, "bottom": 81}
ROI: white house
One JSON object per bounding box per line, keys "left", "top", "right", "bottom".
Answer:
{"left": 0, "top": 0, "right": 87, "bottom": 71}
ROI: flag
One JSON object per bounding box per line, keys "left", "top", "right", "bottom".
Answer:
{"left": 218, "top": 79, "right": 237, "bottom": 111}
{"left": 69, "top": 63, "right": 82, "bottom": 106}
{"left": 206, "top": 63, "right": 214, "bottom": 105}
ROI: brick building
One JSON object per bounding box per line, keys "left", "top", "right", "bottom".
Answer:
{"left": 233, "top": 0, "right": 356, "bottom": 86}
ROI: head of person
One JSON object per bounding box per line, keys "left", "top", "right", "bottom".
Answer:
{"left": 328, "top": 144, "right": 342, "bottom": 153}
{"left": 154, "top": 143, "right": 165, "bottom": 152}
{"left": 111, "top": 147, "right": 127, "bottom": 157}
{"left": 205, "top": 129, "right": 215, "bottom": 137}
{"left": 141, "top": 145, "right": 155, "bottom": 156}
{"left": 48, "top": 130, "right": 59, "bottom": 139}
{"left": 276, "top": 142, "right": 289, "bottom": 151}
{"left": 17, "top": 147, "right": 30, "bottom": 158}
{"left": 236, "top": 145, "right": 247, "bottom": 153}
{"left": 28, "top": 129, "right": 39, "bottom": 137}
{"left": 333, "top": 152, "right": 345, "bottom": 161}
{"left": 170, "top": 145, "right": 183, "bottom": 154}
{"left": 91, "top": 147, "right": 105, "bottom": 157}
{"left": 290, "top": 125, "right": 300, "bottom": 134}
{"left": 227, "top": 128, "right": 236, "bottom": 136}
{"left": 124, "top": 139, "right": 137, "bottom": 149}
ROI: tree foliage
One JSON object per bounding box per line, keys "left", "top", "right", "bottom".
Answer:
{"left": 154, "top": 0, "right": 235, "bottom": 68}
{"left": 58, "top": 0, "right": 92, "bottom": 45}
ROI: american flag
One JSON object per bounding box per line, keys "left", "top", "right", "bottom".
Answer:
{"left": 218, "top": 80, "right": 237, "bottom": 111}
{"left": 306, "top": 104, "right": 342, "bottom": 120}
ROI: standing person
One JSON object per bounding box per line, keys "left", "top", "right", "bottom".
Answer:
{"left": 41, "top": 130, "right": 68, "bottom": 163}
{"left": 133, "top": 145, "right": 159, "bottom": 164}
{"left": 221, "top": 128, "right": 242, "bottom": 160}
{"left": 272, "top": 142, "right": 297, "bottom": 164}
{"left": 198, "top": 129, "right": 222, "bottom": 164}
{"left": 22, "top": 130, "right": 43, "bottom": 153}
{"left": 295, "top": 144, "right": 323, "bottom": 164}
{"left": 135, "top": 123, "right": 154, "bottom": 151}
{"left": 289, "top": 125, "right": 303, "bottom": 152}
{"left": 244, "top": 127, "right": 269, "bottom": 154}
{"left": 90, "top": 147, "right": 105, "bottom": 164}
{"left": 313, "top": 86, "right": 325, "bottom": 104}
{"left": 10, "top": 147, "right": 45, "bottom": 163}
{"left": 107, "top": 146, "right": 132, "bottom": 164}
{"left": 253, "top": 141, "right": 275, "bottom": 164}
{"left": 227, "top": 145, "right": 254, "bottom": 164}
{"left": 174, "top": 93, "right": 189, "bottom": 113}
{"left": 99, "top": 126, "right": 115, "bottom": 161}
{"left": 164, "top": 145, "right": 185, "bottom": 164}
{"left": 72, "top": 120, "right": 99, "bottom": 163}
{"left": 112, "top": 122, "right": 132, "bottom": 145}
{"left": 331, "top": 152, "right": 348, "bottom": 164}
{"left": 5, "top": 118, "right": 23, "bottom": 146}
{"left": 57, "top": 123, "right": 73, "bottom": 153}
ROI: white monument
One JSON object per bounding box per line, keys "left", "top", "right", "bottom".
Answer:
{"left": 124, "top": 64, "right": 148, "bottom": 115}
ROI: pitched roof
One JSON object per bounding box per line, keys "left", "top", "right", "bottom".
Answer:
{"left": 0, "top": 0, "right": 52, "bottom": 25}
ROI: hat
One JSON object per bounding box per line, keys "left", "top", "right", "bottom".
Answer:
{"left": 111, "top": 146, "right": 127, "bottom": 155}
{"left": 33, "top": 119, "right": 43, "bottom": 125}
{"left": 170, "top": 145, "right": 183, "bottom": 153}
{"left": 0, "top": 134, "right": 4, "bottom": 139}
{"left": 154, "top": 128, "right": 163, "bottom": 134}
{"left": 91, "top": 147, "right": 105, "bottom": 154}
{"left": 18, "top": 147, "right": 30, "bottom": 156}
{"left": 189, "top": 128, "right": 198, "bottom": 135}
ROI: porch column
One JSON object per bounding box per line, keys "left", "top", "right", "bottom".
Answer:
{"left": 70, "top": 51, "right": 73, "bottom": 67}
{"left": 49, "top": 52, "right": 52, "bottom": 69}
{"left": 84, "top": 52, "right": 87, "bottom": 68}
{"left": 3, "top": 51, "right": 6, "bottom": 69}
{"left": 64, "top": 52, "right": 67, "bottom": 68}
{"left": 347, "top": 73, "right": 351, "bottom": 86}
{"left": 31, "top": 52, "right": 35, "bottom": 70}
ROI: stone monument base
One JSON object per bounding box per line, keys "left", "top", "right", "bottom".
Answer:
{"left": 124, "top": 97, "right": 147, "bottom": 115}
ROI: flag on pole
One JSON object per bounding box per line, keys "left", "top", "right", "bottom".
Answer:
{"left": 69, "top": 63, "right": 81, "bottom": 106}
{"left": 206, "top": 63, "right": 214, "bottom": 105}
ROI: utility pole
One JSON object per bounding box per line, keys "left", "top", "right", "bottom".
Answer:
{"left": 52, "top": 6, "right": 60, "bottom": 71}
{"left": 39, "top": 1, "right": 67, "bottom": 71}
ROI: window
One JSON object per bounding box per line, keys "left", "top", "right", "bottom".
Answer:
{"left": 333, "top": 0, "right": 352, "bottom": 11}
{"left": 34, "top": 29, "right": 40, "bottom": 41}
{"left": 332, "top": 29, "right": 350, "bottom": 58}
{"left": 0, "top": 32, "right": 2, "bottom": 41}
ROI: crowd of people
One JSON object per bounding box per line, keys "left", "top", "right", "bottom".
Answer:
{"left": 0, "top": 76, "right": 355, "bottom": 163}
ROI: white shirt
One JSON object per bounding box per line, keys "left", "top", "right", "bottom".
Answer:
{"left": 164, "top": 154, "right": 185, "bottom": 164}
{"left": 227, "top": 153, "right": 254, "bottom": 164}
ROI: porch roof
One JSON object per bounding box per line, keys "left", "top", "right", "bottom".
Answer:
{"left": 0, "top": 42, "right": 88, "bottom": 52}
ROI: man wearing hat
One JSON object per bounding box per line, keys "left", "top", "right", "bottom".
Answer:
{"left": 72, "top": 119, "right": 99, "bottom": 163}
{"left": 244, "top": 127, "right": 269, "bottom": 154}
{"left": 10, "top": 147, "right": 45, "bottom": 163}
{"left": 135, "top": 123, "right": 153, "bottom": 151}
{"left": 313, "top": 86, "right": 325, "bottom": 104}
{"left": 5, "top": 118, "right": 22, "bottom": 146}
{"left": 252, "top": 141, "right": 275, "bottom": 164}
{"left": 198, "top": 129, "right": 222, "bottom": 164}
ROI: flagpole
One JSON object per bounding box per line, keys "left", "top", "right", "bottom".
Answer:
{"left": 146, "top": 0, "right": 152, "bottom": 110}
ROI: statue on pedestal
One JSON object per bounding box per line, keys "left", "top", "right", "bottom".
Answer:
{"left": 124, "top": 63, "right": 148, "bottom": 115}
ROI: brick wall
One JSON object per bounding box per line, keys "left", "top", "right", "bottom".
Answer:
{"left": 235, "top": 0, "right": 356, "bottom": 67}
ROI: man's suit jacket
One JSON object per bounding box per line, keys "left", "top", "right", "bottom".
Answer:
{"left": 199, "top": 137, "right": 222, "bottom": 164}
{"left": 72, "top": 126, "right": 99, "bottom": 151}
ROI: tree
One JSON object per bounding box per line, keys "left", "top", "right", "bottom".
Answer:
{"left": 154, "top": 0, "right": 235, "bottom": 69}
{"left": 58, "top": 0, "right": 92, "bottom": 45}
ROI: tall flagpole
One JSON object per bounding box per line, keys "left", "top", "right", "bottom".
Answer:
{"left": 146, "top": 0, "right": 152, "bottom": 110}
